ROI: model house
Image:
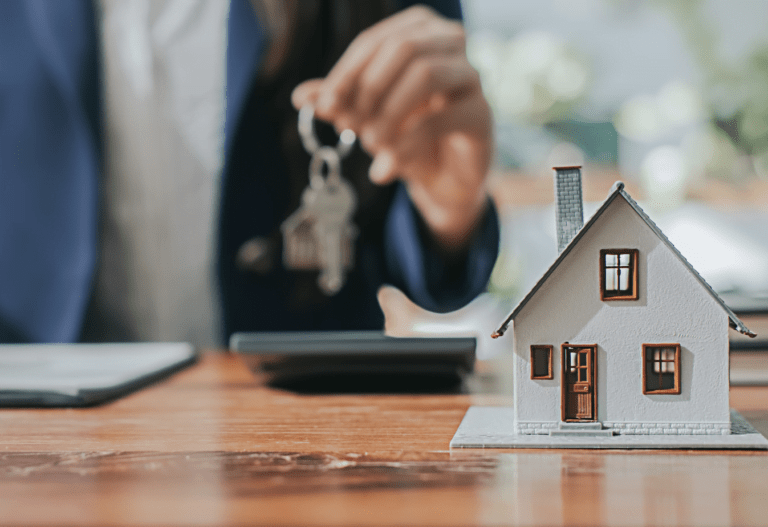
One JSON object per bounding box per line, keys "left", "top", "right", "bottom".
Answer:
{"left": 491, "top": 167, "right": 755, "bottom": 436}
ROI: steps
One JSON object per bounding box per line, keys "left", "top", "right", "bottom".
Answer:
{"left": 549, "top": 421, "right": 616, "bottom": 437}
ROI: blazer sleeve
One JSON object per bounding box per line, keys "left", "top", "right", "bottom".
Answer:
{"left": 383, "top": 184, "right": 499, "bottom": 313}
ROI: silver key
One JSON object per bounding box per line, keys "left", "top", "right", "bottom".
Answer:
{"left": 281, "top": 147, "right": 358, "bottom": 293}
{"left": 282, "top": 184, "right": 322, "bottom": 270}
{"left": 304, "top": 148, "right": 356, "bottom": 294}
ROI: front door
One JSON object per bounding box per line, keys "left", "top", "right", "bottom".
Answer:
{"left": 562, "top": 344, "right": 597, "bottom": 421}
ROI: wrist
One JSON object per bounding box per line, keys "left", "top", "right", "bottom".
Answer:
{"left": 417, "top": 187, "right": 490, "bottom": 253}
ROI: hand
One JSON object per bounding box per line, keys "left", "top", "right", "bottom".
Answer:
{"left": 292, "top": 5, "right": 492, "bottom": 252}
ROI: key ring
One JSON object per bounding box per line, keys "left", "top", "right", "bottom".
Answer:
{"left": 298, "top": 104, "right": 356, "bottom": 159}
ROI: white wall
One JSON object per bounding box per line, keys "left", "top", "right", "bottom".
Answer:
{"left": 511, "top": 197, "right": 730, "bottom": 426}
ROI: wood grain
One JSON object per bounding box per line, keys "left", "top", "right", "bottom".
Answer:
{"left": 0, "top": 353, "right": 485, "bottom": 453}
{"left": 0, "top": 351, "right": 766, "bottom": 526}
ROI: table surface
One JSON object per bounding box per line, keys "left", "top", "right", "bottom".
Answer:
{"left": 2, "top": 351, "right": 768, "bottom": 527}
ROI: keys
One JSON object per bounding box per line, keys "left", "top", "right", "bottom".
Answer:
{"left": 281, "top": 110, "right": 358, "bottom": 295}
{"left": 305, "top": 151, "right": 357, "bottom": 294}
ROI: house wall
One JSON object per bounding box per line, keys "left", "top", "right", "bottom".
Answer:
{"left": 511, "top": 197, "right": 730, "bottom": 435}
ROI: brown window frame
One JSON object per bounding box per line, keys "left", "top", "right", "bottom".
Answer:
{"left": 530, "top": 345, "right": 554, "bottom": 380}
{"left": 642, "top": 344, "right": 681, "bottom": 395}
{"left": 600, "top": 248, "right": 639, "bottom": 301}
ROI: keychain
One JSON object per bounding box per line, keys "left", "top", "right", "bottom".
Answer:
{"left": 281, "top": 105, "right": 358, "bottom": 295}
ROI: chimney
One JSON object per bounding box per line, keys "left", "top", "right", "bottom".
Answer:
{"left": 554, "top": 166, "right": 584, "bottom": 252}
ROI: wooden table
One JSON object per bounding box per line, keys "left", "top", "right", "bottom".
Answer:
{"left": 1, "top": 352, "right": 767, "bottom": 526}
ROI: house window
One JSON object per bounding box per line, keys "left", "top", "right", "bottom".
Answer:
{"left": 600, "top": 249, "right": 638, "bottom": 300}
{"left": 643, "top": 344, "right": 681, "bottom": 394}
{"left": 530, "top": 345, "right": 553, "bottom": 379}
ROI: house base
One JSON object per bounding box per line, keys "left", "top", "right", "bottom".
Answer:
{"left": 450, "top": 407, "right": 768, "bottom": 450}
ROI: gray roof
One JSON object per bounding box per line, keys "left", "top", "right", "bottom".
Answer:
{"left": 492, "top": 182, "right": 756, "bottom": 339}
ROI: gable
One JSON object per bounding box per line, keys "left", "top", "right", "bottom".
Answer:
{"left": 512, "top": 196, "right": 725, "bottom": 341}
{"left": 494, "top": 183, "right": 754, "bottom": 338}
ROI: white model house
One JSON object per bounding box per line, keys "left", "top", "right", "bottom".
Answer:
{"left": 491, "top": 167, "right": 756, "bottom": 436}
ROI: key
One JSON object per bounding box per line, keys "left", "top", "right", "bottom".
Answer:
{"left": 303, "top": 148, "right": 356, "bottom": 294}
{"left": 311, "top": 179, "right": 356, "bottom": 294}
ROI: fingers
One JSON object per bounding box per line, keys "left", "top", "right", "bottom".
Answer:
{"left": 353, "top": 20, "right": 465, "bottom": 123}
{"left": 369, "top": 149, "right": 399, "bottom": 184}
{"left": 359, "top": 55, "right": 479, "bottom": 150}
{"left": 315, "top": 6, "right": 439, "bottom": 116}
{"left": 369, "top": 91, "right": 491, "bottom": 186}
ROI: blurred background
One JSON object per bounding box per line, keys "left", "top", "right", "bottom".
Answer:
{"left": 382, "top": 0, "right": 768, "bottom": 358}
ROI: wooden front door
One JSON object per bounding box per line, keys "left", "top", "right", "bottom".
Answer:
{"left": 562, "top": 344, "right": 597, "bottom": 421}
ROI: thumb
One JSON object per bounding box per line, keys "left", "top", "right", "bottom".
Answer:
{"left": 291, "top": 78, "right": 324, "bottom": 110}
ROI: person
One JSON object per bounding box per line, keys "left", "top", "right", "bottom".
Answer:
{"left": 0, "top": 0, "right": 498, "bottom": 346}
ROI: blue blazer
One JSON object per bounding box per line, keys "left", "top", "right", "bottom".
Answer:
{"left": 0, "top": 0, "right": 498, "bottom": 343}
{"left": 0, "top": 0, "right": 100, "bottom": 343}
